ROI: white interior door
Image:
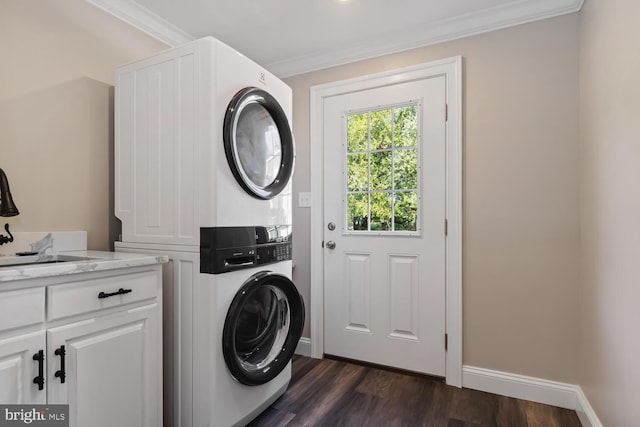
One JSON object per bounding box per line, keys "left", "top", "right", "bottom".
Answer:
{"left": 323, "top": 75, "right": 447, "bottom": 376}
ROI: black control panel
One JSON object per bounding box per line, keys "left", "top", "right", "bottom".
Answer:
{"left": 200, "top": 225, "right": 292, "bottom": 275}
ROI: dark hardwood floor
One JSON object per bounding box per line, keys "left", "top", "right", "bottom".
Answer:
{"left": 247, "top": 355, "right": 582, "bottom": 427}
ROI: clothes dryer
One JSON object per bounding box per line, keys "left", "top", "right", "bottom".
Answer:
{"left": 116, "top": 36, "right": 295, "bottom": 247}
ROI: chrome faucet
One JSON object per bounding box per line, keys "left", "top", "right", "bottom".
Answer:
{"left": 0, "top": 168, "right": 19, "bottom": 245}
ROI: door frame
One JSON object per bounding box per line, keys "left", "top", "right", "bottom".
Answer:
{"left": 309, "top": 56, "right": 463, "bottom": 387}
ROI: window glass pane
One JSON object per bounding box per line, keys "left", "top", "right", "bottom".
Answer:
{"left": 344, "top": 102, "right": 419, "bottom": 234}
{"left": 370, "top": 151, "right": 391, "bottom": 190}
{"left": 347, "top": 154, "right": 368, "bottom": 191}
{"left": 347, "top": 112, "right": 368, "bottom": 152}
{"left": 370, "top": 109, "right": 392, "bottom": 150}
{"left": 394, "top": 191, "right": 418, "bottom": 231}
{"left": 236, "top": 103, "right": 281, "bottom": 188}
{"left": 394, "top": 148, "right": 418, "bottom": 190}
{"left": 370, "top": 193, "right": 391, "bottom": 231}
{"left": 394, "top": 105, "right": 417, "bottom": 147}
{"left": 347, "top": 193, "right": 369, "bottom": 231}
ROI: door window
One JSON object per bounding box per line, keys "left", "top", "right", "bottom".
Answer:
{"left": 223, "top": 87, "right": 295, "bottom": 200}
{"left": 235, "top": 103, "right": 282, "bottom": 188}
{"left": 345, "top": 103, "right": 420, "bottom": 233}
{"left": 222, "top": 271, "right": 304, "bottom": 386}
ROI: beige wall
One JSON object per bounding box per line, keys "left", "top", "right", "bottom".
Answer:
{"left": 579, "top": 0, "right": 640, "bottom": 425}
{"left": 286, "top": 14, "right": 581, "bottom": 383}
{"left": 0, "top": 0, "right": 166, "bottom": 250}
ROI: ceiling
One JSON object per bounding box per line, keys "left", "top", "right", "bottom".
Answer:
{"left": 88, "top": 0, "right": 583, "bottom": 77}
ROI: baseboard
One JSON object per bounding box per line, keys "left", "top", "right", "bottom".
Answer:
{"left": 574, "top": 387, "right": 603, "bottom": 427}
{"left": 462, "top": 365, "right": 577, "bottom": 409}
{"left": 462, "top": 366, "right": 602, "bottom": 427}
{"left": 294, "top": 337, "right": 311, "bottom": 357}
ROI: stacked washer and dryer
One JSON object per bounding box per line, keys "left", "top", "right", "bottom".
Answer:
{"left": 114, "top": 37, "right": 304, "bottom": 427}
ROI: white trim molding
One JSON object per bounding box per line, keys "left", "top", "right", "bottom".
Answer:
{"left": 294, "top": 337, "right": 312, "bottom": 357}
{"left": 575, "top": 387, "right": 604, "bottom": 427}
{"left": 267, "top": 0, "right": 584, "bottom": 77}
{"left": 463, "top": 366, "right": 603, "bottom": 427}
{"left": 309, "top": 56, "right": 463, "bottom": 387}
{"left": 85, "top": 0, "right": 582, "bottom": 78}
{"left": 85, "top": 0, "right": 194, "bottom": 47}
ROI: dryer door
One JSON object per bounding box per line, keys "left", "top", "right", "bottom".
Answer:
{"left": 223, "top": 87, "right": 295, "bottom": 200}
{"left": 222, "top": 271, "right": 304, "bottom": 386}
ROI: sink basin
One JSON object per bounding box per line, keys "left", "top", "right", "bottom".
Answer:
{"left": 0, "top": 254, "right": 92, "bottom": 269}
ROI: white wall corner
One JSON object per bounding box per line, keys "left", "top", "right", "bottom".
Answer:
{"left": 295, "top": 337, "right": 312, "bottom": 357}
{"left": 463, "top": 366, "right": 603, "bottom": 427}
{"left": 85, "top": 0, "right": 194, "bottom": 47}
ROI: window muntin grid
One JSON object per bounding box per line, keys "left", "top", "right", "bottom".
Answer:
{"left": 344, "top": 102, "right": 420, "bottom": 234}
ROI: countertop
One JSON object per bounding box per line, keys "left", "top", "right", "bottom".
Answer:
{"left": 0, "top": 250, "right": 169, "bottom": 283}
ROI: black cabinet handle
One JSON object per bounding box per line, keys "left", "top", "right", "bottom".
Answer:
{"left": 54, "top": 345, "right": 66, "bottom": 384}
{"left": 32, "top": 350, "right": 44, "bottom": 391}
{"left": 98, "top": 288, "right": 132, "bottom": 299}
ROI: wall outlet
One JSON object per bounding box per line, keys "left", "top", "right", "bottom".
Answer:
{"left": 298, "top": 192, "right": 311, "bottom": 208}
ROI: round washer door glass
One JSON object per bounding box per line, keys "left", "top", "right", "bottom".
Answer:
{"left": 222, "top": 271, "right": 304, "bottom": 386}
{"left": 224, "top": 87, "right": 295, "bottom": 200}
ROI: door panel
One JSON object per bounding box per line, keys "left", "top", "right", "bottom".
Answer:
{"left": 345, "top": 252, "right": 371, "bottom": 332}
{"left": 388, "top": 254, "right": 419, "bottom": 340}
{"left": 323, "top": 76, "right": 446, "bottom": 376}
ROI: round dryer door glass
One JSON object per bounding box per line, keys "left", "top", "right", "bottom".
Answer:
{"left": 224, "top": 87, "right": 295, "bottom": 200}
{"left": 222, "top": 271, "right": 304, "bottom": 386}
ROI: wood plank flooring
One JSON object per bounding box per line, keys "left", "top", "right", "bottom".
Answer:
{"left": 247, "top": 355, "right": 581, "bottom": 427}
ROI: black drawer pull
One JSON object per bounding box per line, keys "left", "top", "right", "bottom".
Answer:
{"left": 54, "top": 345, "right": 66, "bottom": 384}
{"left": 98, "top": 288, "right": 132, "bottom": 299}
{"left": 32, "top": 350, "right": 44, "bottom": 390}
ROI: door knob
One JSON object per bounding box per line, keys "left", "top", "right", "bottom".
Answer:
{"left": 326, "top": 240, "right": 336, "bottom": 249}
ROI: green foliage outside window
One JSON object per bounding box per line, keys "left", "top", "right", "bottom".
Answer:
{"left": 346, "top": 104, "right": 419, "bottom": 232}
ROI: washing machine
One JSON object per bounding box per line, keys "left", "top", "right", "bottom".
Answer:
{"left": 114, "top": 36, "right": 301, "bottom": 427}
{"left": 196, "top": 225, "right": 304, "bottom": 426}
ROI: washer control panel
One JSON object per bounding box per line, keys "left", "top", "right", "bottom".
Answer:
{"left": 200, "top": 225, "right": 292, "bottom": 275}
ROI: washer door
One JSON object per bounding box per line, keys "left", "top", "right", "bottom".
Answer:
{"left": 223, "top": 87, "right": 295, "bottom": 200}
{"left": 222, "top": 271, "right": 304, "bottom": 386}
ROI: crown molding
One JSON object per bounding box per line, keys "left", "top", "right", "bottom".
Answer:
{"left": 85, "top": 0, "right": 194, "bottom": 46}
{"left": 267, "top": 0, "right": 584, "bottom": 77}
{"left": 85, "top": 0, "right": 583, "bottom": 78}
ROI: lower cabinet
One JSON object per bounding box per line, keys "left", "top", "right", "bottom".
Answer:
{"left": 0, "top": 330, "right": 46, "bottom": 404}
{"left": 0, "top": 266, "right": 162, "bottom": 427}
{"left": 47, "top": 304, "right": 159, "bottom": 427}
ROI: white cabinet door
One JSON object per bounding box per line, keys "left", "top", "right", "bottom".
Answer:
{"left": 116, "top": 44, "right": 200, "bottom": 246}
{"left": 0, "top": 330, "right": 46, "bottom": 404}
{"left": 47, "top": 304, "right": 160, "bottom": 427}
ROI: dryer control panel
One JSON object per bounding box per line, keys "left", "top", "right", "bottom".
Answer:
{"left": 200, "top": 226, "right": 292, "bottom": 274}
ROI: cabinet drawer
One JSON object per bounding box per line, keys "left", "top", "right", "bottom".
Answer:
{"left": 47, "top": 271, "right": 158, "bottom": 321}
{"left": 0, "top": 287, "right": 45, "bottom": 333}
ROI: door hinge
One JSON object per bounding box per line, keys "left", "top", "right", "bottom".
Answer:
{"left": 445, "top": 333, "right": 448, "bottom": 351}
{"left": 445, "top": 103, "right": 448, "bottom": 122}
{"left": 444, "top": 219, "right": 448, "bottom": 236}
